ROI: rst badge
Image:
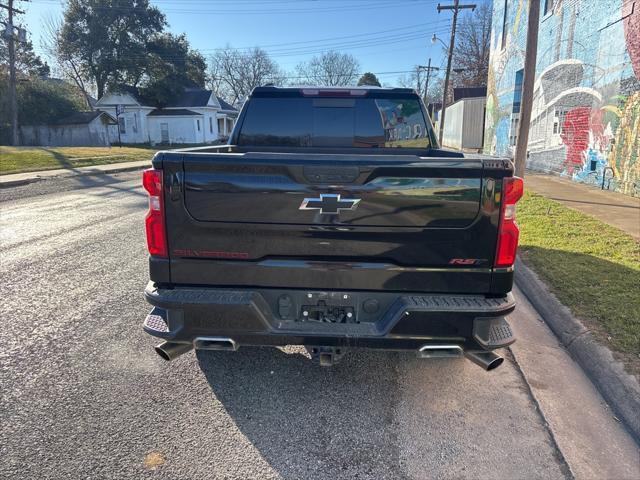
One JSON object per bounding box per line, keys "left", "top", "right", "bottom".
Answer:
{"left": 299, "top": 193, "right": 361, "bottom": 215}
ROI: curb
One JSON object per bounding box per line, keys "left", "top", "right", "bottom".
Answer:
{"left": 0, "top": 162, "right": 150, "bottom": 189}
{"left": 515, "top": 258, "right": 640, "bottom": 444}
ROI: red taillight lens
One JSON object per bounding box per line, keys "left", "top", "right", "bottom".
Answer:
{"left": 143, "top": 169, "right": 167, "bottom": 258}
{"left": 494, "top": 176, "right": 524, "bottom": 267}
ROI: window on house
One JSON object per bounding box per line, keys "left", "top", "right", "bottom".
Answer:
{"left": 218, "top": 118, "right": 225, "bottom": 135}
{"left": 118, "top": 117, "right": 126, "bottom": 134}
{"left": 132, "top": 113, "right": 138, "bottom": 133}
{"left": 512, "top": 69, "right": 524, "bottom": 114}
{"left": 209, "top": 117, "right": 213, "bottom": 133}
{"left": 544, "top": 0, "right": 554, "bottom": 15}
{"left": 501, "top": 0, "right": 509, "bottom": 50}
{"left": 197, "top": 119, "right": 201, "bottom": 131}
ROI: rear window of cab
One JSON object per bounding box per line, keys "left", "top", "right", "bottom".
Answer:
{"left": 237, "top": 96, "right": 433, "bottom": 149}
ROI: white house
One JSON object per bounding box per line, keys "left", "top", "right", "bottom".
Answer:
{"left": 95, "top": 87, "right": 238, "bottom": 145}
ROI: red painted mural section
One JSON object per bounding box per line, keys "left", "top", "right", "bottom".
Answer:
{"left": 560, "top": 107, "right": 592, "bottom": 173}
{"left": 623, "top": 0, "right": 640, "bottom": 78}
{"left": 560, "top": 108, "right": 610, "bottom": 174}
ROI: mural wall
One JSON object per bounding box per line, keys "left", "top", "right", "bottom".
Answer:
{"left": 484, "top": 0, "right": 640, "bottom": 196}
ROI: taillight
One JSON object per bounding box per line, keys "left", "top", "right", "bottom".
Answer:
{"left": 494, "top": 176, "right": 524, "bottom": 267}
{"left": 143, "top": 168, "right": 167, "bottom": 258}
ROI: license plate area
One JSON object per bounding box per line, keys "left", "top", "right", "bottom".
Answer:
{"left": 301, "top": 292, "right": 356, "bottom": 324}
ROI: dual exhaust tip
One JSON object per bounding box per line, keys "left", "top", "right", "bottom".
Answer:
{"left": 154, "top": 340, "right": 503, "bottom": 370}
{"left": 417, "top": 344, "right": 504, "bottom": 371}
{"left": 155, "top": 337, "right": 237, "bottom": 361}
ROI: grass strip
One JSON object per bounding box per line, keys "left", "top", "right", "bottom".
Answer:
{"left": 518, "top": 191, "right": 639, "bottom": 373}
{"left": 0, "top": 146, "right": 155, "bottom": 175}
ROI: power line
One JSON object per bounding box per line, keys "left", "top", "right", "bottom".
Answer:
{"left": 435, "top": 0, "right": 476, "bottom": 146}
{"left": 30, "top": 0, "right": 439, "bottom": 15}
{"left": 90, "top": 26, "right": 451, "bottom": 62}
{"left": 196, "top": 21, "right": 446, "bottom": 52}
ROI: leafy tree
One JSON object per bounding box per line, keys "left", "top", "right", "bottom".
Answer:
{"left": 210, "top": 47, "right": 285, "bottom": 105}
{"left": 0, "top": 40, "right": 49, "bottom": 78}
{"left": 57, "top": 0, "right": 166, "bottom": 98}
{"left": 138, "top": 33, "right": 207, "bottom": 107}
{"left": 296, "top": 51, "right": 360, "bottom": 86}
{"left": 0, "top": 73, "right": 85, "bottom": 143}
{"left": 16, "top": 78, "right": 84, "bottom": 124}
{"left": 0, "top": 9, "right": 49, "bottom": 77}
{"left": 357, "top": 72, "right": 381, "bottom": 87}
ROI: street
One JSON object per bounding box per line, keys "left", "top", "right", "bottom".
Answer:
{"left": 0, "top": 171, "right": 637, "bottom": 480}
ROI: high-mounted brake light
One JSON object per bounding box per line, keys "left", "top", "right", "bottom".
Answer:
{"left": 494, "top": 176, "right": 524, "bottom": 268}
{"left": 143, "top": 169, "right": 167, "bottom": 258}
{"left": 301, "top": 88, "right": 367, "bottom": 97}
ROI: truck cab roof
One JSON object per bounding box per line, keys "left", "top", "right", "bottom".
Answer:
{"left": 250, "top": 86, "right": 417, "bottom": 97}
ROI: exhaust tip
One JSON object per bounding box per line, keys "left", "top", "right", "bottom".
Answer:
{"left": 154, "top": 341, "right": 193, "bottom": 361}
{"left": 154, "top": 345, "right": 172, "bottom": 361}
{"left": 193, "top": 337, "right": 238, "bottom": 351}
{"left": 465, "top": 350, "right": 504, "bottom": 371}
{"left": 417, "top": 344, "right": 463, "bottom": 359}
{"left": 486, "top": 355, "right": 504, "bottom": 371}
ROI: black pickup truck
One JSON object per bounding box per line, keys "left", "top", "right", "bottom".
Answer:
{"left": 142, "top": 86, "right": 523, "bottom": 370}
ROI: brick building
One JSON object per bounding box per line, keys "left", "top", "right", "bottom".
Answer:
{"left": 484, "top": 0, "right": 639, "bottom": 196}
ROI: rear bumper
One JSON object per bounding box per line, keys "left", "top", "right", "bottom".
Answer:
{"left": 143, "top": 282, "right": 516, "bottom": 352}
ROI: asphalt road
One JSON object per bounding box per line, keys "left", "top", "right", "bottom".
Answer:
{"left": 0, "top": 171, "right": 636, "bottom": 479}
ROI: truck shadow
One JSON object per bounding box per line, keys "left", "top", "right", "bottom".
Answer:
{"left": 196, "top": 346, "right": 406, "bottom": 479}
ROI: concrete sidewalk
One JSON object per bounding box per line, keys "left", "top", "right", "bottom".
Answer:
{"left": 525, "top": 171, "right": 640, "bottom": 240}
{"left": 0, "top": 160, "right": 151, "bottom": 188}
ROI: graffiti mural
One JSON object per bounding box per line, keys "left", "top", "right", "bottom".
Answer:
{"left": 484, "top": 0, "right": 640, "bottom": 196}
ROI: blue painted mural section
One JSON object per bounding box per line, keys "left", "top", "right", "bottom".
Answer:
{"left": 484, "top": 0, "right": 640, "bottom": 196}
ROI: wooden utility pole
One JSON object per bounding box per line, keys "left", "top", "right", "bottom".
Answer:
{"left": 1, "top": 0, "right": 25, "bottom": 146}
{"left": 514, "top": 0, "right": 541, "bottom": 178}
{"left": 437, "top": 0, "right": 476, "bottom": 147}
{"left": 418, "top": 58, "right": 439, "bottom": 106}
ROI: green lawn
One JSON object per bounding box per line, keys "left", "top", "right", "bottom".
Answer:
{"left": 0, "top": 146, "right": 155, "bottom": 175}
{"left": 518, "top": 191, "right": 640, "bottom": 374}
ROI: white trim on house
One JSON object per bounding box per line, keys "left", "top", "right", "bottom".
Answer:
{"left": 95, "top": 89, "right": 237, "bottom": 145}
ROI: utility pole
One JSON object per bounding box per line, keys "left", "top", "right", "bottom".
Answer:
{"left": 1, "top": 0, "right": 26, "bottom": 146}
{"left": 514, "top": 0, "right": 541, "bottom": 178}
{"left": 418, "top": 58, "right": 439, "bottom": 106}
{"left": 436, "top": 0, "right": 476, "bottom": 146}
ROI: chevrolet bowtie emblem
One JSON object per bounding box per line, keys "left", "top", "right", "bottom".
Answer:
{"left": 299, "top": 194, "right": 361, "bottom": 215}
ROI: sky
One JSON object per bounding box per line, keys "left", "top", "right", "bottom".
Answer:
{"left": 18, "top": 0, "right": 485, "bottom": 87}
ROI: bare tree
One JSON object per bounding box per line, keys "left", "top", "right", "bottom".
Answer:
{"left": 396, "top": 68, "right": 421, "bottom": 92}
{"left": 210, "top": 47, "right": 285, "bottom": 105}
{"left": 396, "top": 69, "right": 443, "bottom": 106}
{"left": 295, "top": 51, "right": 360, "bottom": 86}
{"left": 396, "top": 70, "right": 419, "bottom": 90}
{"left": 451, "top": 2, "right": 492, "bottom": 87}
{"left": 41, "top": 15, "right": 94, "bottom": 109}
{"left": 425, "top": 76, "right": 444, "bottom": 106}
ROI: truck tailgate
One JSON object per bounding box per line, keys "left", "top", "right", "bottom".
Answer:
{"left": 159, "top": 152, "right": 510, "bottom": 293}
